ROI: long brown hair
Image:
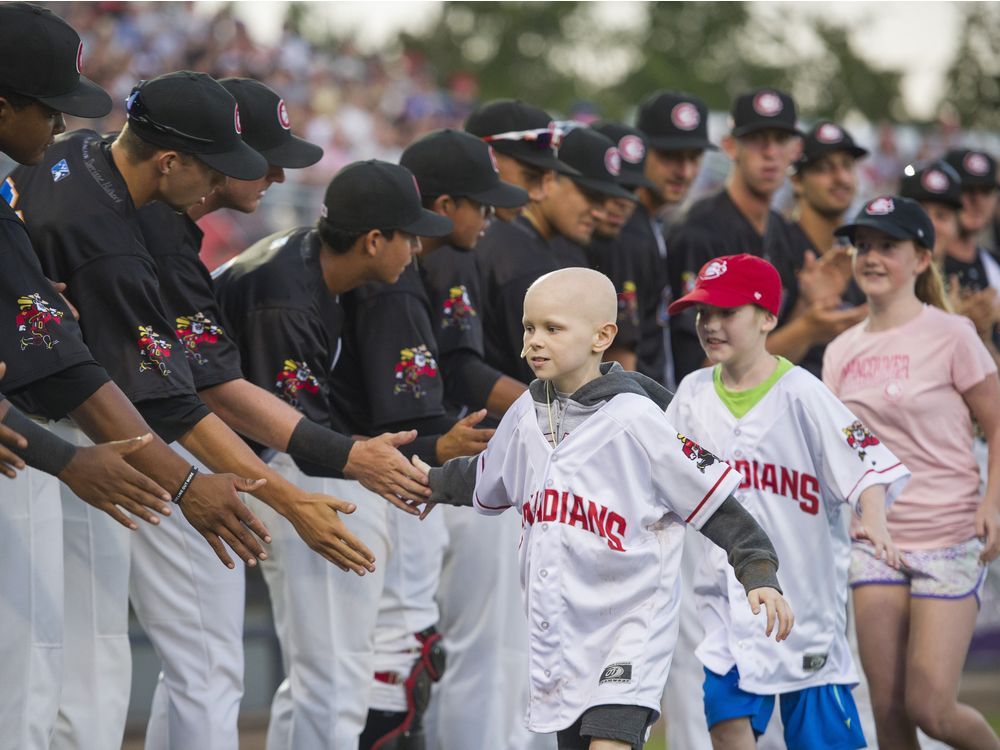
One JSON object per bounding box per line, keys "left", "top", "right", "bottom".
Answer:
{"left": 915, "top": 248, "right": 952, "bottom": 312}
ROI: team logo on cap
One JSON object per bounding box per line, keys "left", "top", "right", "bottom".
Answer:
{"left": 676, "top": 433, "right": 718, "bottom": 473}
{"left": 865, "top": 197, "right": 894, "bottom": 215}
{"left": 441, "top": 285, "right": 477, "bottom": 331}
{"left": 486, "top": 145, "right": 499, "bottom": 173}
{"left": 393, "top": 345, "right": 438, "bottom": 398}
{"left": 137, "top": 325, "right": 173, "bottom": 377}
{"left": 604, "top": 147, "right": 622, "bottom": 177}
{"left": 964, "top": 152, "right": 990, "bottom": 176}
{"left": 234, "top": 104, "right": 242, "bottom": 135}
{"left": 175, "top": 312, "right": 225, "bottom": 366}
{"left": 618, "top": 135, "right": 645, "bottom": 164}
{"left": 815, "top": 123, "right": 844, "bottom": 143}
{"left": 277, "top": 99, "right": 291, "bottom": 130}
{"left": 671, "top": 102, "right": 700, "bottom": 131}
{"left": 699, "top": 259, "right": 728, "bottom": 280}
{"left": 16, "top": 293, "right": 64, "bottom": 350}
{"left": 921, "top": 169, "right": 950, "bottom": 194}
{"left": 76, "top": 42, "right": 84, "bottom": 74}
{"left": 275, "top": 359, "right": 320, "bottom": 407}
{"left": 752, "top": 91, "right": 783, "bottom": 117}
{"left": 843, "top": 420, "right": 880, "bottom": 462}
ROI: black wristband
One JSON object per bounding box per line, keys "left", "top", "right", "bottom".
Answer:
{"left": 287, "top": 417, "right": 355, "bottom": 474}
{"left": 1, "top": 406, "right": 77, "bottom": 477}
{"left": 172, "top": 466, "right": 199, "bottom": 504}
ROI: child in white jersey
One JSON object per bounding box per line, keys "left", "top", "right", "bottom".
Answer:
{"left": 666, "top": 253, "right": 910, "bottom": 750}
{"left": 418, "top": 267, "right": 793, "bottom": 750}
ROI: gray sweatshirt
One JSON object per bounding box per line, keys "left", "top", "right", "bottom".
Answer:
{"left": 428, "top": 363, "right": 781, "bottom": 594}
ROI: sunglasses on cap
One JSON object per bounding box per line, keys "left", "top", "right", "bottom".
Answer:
{"left": 482, "top": 127, "right": 563, "bottom": 150}
{"left": 125, "top": 85, "right": 214, "bottom": 145}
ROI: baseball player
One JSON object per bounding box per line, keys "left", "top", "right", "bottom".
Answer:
{"left": 899, "top": 160, "right": 964, "bottom": 259}
{"left": 825, "top": 196, "right": 1000, "bottom": 749}
{"left": 417, "top": 267, "right": 793, "bottom": 750}
{"left": 0, "top": 9, "right": 276, "bottom": 749}
{"left": 213, "top": 160, "right": 467, "bottom": 749}
{"left": 345, "top": 128, "right": 528, "bottom": 749}
{"left": 9, "top": 70, "right": 379, "bottom": 750}
{"left": 130, "top": 77, "right": 431, "bottom": 750}
{"left": 666, "top": 253, "right": 910, "bottom": 750}
{"left": 586, "top": 121, "right": 649, "bottom": 372}
{"left": 666, "top": 87, "right": 802, "bottom": 381}
{"left": 767, "top": 121, "right": 870, "bottom": 376}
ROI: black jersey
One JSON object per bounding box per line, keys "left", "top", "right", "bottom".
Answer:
{"left": 0, "top": 181, "right": 105, "bottom": 401}
{"left": 329, "top": 262, "right": 454, "bottom": 464}
{"left": 666, "top": 189, "right": 797, "bottom": 380}
{"left": 419, "top": 243, "right": 505, "bottom": 410}
{"left": 214, "top": 227, "right": 345, "bottom": 436}
{"left": 585, "top": 232, "right": 641, "bottom": 352}
{"left": 137, "top": 201, "right": 245, "bottom": 391}
{"left": 7, "top": 131, "right": 208, "bottom": 438}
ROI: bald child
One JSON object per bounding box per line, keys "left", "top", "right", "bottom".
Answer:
{"left": 418, "top": 268, "right": 793, "bottom": 750}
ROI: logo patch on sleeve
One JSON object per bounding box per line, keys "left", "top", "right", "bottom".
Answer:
{"left": 842, "top": 420, "right": 880, "bottom": 462}
{"left": 393, "top": 345, "right": 438, "bottom": 398}
{"left": 175, "top": 312, "right": 225, "bottom": 365}
{"left": 275, "top": 359, "right": 320, "bottom": 407}
{"left": 17, "top": 292, "right": 64, "bottom": 350}
{"left": 676, "top": 433, "right": 718, "bottom": 473}
{"left": 50, "top": 159, "right": 71, "bottom": 183}
{"left": 441, "top": 285, "right": 477, "bottom": 330}
{"left": 599, "top": 663, "right": 632, "bottom": 684}
{"left": 137, "top": 325, "right": 173, "bottom": 377}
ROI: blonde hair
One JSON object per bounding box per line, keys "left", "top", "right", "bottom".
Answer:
{"left": 915, "top": 254, "right": 951, "bottom": 312}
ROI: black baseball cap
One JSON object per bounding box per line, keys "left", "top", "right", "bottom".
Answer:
{"left": 835, "top": 195, "right": 935, "bottom": 250}
{"left": 730, "top": 88, "right": 802, "bottom": 138}
{"left": 400, "top": 129, "right": 528, "bottom": 209}
{"left": 322, "top": 160, "right": 453, "bottom": 237}
{"left": 0, "top": 2, "right": 111, "bottom": 118}
{"left": 592, "top": 121, "right": 656, "bottom": 191}
{"left": 943, "top": 148, "right": 999, "bottom": 190}
{"left": 464, "top": 99, "right": 580, "bottom": 177}
{"left": 635, "top": 90, "right": 715, "bottom": 151}
{"left": 899, "top": 161, "right": 963, "bottom": 209}
{"left": 124, "top": 71, "right": 268, "bottom": 181}
{"left": 219, "top": 78, "right": 323, "bottom": 169}
{"left": 557, "top": 127, "right": 637, "bottom": 202}
{"left": 796, "top": 121, "right": 868, "bottom": 172}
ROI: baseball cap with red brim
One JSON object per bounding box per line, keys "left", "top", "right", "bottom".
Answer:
{"left": 667, "top": 253, "right": 781, "bottom": 316}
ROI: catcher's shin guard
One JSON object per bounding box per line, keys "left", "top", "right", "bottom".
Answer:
{"left": 366, "top": 627, "right": 446, "bottom": 750}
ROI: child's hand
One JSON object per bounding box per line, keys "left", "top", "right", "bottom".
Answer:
{"left": 411, "top": 455, "right": 437, "bottom": 520}
{"left": 748, "top": 587, "right": 794, "bottom": 642}
{"left": 853, "top": 518, "right": 902, "bottom": 569}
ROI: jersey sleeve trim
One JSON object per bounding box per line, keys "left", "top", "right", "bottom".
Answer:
{"left": 685, "top": 463, "right": 736, "bottom": 525}
{"left": 845, "top": 461, "right": 909, "bottom": 509}
{"left": 473, "top": 454, "right": 512, "bottom": 513}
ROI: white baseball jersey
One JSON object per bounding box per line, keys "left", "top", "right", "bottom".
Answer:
{"left": 473, "top": 390, "right": 742, "bottom": 732}
{"left": 666, "top": 365, "right": 910, "bottom": 694}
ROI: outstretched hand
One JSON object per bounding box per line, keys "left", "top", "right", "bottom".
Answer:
{"left": 344, "top": 430, "right": 429, "bottom": 514}
{"left": 748, "top": 586, "right": 794, "bottom": 642}
{"left": 411, "top": 454, "right": 437, "bottom": 520}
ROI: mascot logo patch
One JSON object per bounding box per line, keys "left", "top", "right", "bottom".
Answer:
{"left": 394, "top": 345, "right": 438, "bottom": 398}
{"left": 442, "top": 285, "right": 477, "bottom": 330}
{"left": 17, "top": 293, "right": 64, "bottom": 350}
{"left": 275, "top": 359, "right": 320, "bottom": 407}
{"left": 618, "top": 281, "right": 639, "bottom": 327}
{"left": 137, "top": 325, "right": 173, "bottom": 377}
{"left": 677, "top": 433, "right": 718, "bottom": 473}
{"left": 843, "top": 420, "right": 880, "bottom": 461}
{"left": 175, "top": 312, "right": 225, "bottom": 365}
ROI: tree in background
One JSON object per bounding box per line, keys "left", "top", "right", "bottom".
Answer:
{"left": 943, "top": 2, "right": 1000, "bottom": 131}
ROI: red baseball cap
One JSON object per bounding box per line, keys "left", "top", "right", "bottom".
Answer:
{"left": 667, "top": 254, "right": 781, "bottom": 316}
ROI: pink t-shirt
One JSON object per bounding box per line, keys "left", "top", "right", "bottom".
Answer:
{"left": 823, "top": 305, "right": 996, "bottom": 550}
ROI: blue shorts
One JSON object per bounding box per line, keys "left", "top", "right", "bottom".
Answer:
{"left": 703, "top": 667, "right": 867, "bottom": 750}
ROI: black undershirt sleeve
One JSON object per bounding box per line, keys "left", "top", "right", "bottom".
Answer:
{"left": 12, "top": 361, "right": 111, "bottom": 420}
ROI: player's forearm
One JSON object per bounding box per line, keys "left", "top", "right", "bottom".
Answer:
{"left": 426, "top": 455, "right": 478, "bottom": 507}
{"left": 176, "top": 411, "right": 301, "bottom": 516}
{"left": 857, "top": 485, "right": 889, "bottom": 522}
{"left": 485, "top": 375, "right": 528, "bottom": 418}
{"left": 766, "top": 317, "right": 813, "bottom": 364}
{"left": 199, "top": 378, "right": 300, "bottom": 453}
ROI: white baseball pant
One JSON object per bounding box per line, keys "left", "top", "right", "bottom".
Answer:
{"left": 425, "top": 505, "right": 555, "bottom": 750}
{"left": 130, "top": 443, "right": 246, "bottom": 750}
{"left": 254, "top": 453, "right": 390, "bottom": 750}
{"left": 48, "top": 421, "right": 132, "bottom": 750}
{"left": 0, "top": 463, "right": 63, "bottom": 750}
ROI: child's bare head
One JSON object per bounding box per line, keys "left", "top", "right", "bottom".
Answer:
{"left": 522, "top": 268, "right": 618, "bottom": 390}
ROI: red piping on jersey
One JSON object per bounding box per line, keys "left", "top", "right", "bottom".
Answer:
{"left": 846, "top": 462, "right": 903, "bottom": 502}
{"left": 686, "top": 465, "right": 732, "bottom": 523}
{"left": 474, "top": 454, "right": 511, "bottom": 510}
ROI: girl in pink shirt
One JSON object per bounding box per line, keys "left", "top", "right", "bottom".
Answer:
{"left": 824, "top": 195, "right": 1000, "bottom": 750}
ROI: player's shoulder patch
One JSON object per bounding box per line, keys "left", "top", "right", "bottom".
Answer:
{"left": 50, "top": 159, "right": 71, "bottom": 183}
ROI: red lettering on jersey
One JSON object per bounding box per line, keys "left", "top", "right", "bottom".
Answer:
{"left": 568, "top": 495, "right": 588, "bottom": 529}
{"left": 733, "top": 459, "right": 752, "bottom": 489}
{"left": 587, "top": 501, "right": 608, "bottom": 538}
{"left": 759, "top": 463, "right": 777, "bottom": 494}
{"left": 799, "top": 474, "right": 820, "bottom": 515}
{"left": 542, "top": 489, "right": 559, "bottom": 522}
{"left": 559, "top": 491, "right": 570, "bottom": 524}
{"left": 779, "top": 466, "right": 799, "bottom": 500}
{"left": 751, "top": 460, "right": 760, "bottom": 490}
{"left": 523, "top": 500, "right": 535, "bottom": 526}
{"left": 605, "top": 512, "right": 627, "bottom": 552}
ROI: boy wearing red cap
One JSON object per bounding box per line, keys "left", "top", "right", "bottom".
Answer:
{"left": 666, "top": 254, "right": 909, "bottom": 750}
